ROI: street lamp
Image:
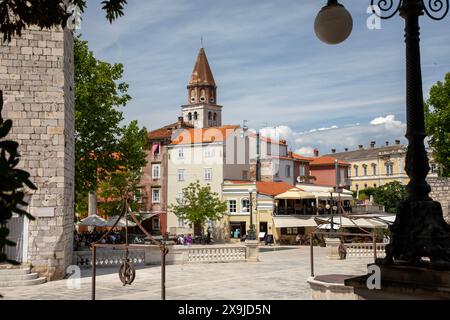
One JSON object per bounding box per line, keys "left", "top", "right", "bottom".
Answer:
{"left": 314, "top": 0, "right": 353, "bottom": 45}
{"left": 315, "top": 0, "right": 450, "bottom": 268}
{"left": 248, "top": 187, "right": 256, "bottom": 241}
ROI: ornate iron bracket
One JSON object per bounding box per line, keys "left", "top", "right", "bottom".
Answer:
{"left": 371, "top": 0, "right": 449, "bottom": 20}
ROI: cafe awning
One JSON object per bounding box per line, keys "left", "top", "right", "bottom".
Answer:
{"left": 273, "top": 216, "right": 318, "bottom": 228}
{"left": 314, "top": 216, "right": 389, "bottom": 229}
{"left": 275, "top": 188, "right": 316, "bottom": 200}
{"left": 77, "top": 215, "right": 106, "bottom": 227}
{"left": 105, "top": 216, "right": 137, "bottom": 228}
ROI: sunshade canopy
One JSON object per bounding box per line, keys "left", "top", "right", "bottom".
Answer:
{"left": 77, "top": 215, "right": 106, "bottom": 227}
{"left": 275, "top": 188, "right": 316, "bottom": 200}
{"left": 105, "top": 216, "right": 137, "bottom": 228}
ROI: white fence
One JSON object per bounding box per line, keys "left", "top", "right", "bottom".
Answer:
{"left": 74, "top": 249, "right": 145, "bottom": 268}
{"left": 187, "top": 246, "right": 247, "bottom": 263}
{"left": 73, "top": 245, "right": 248, "bottom": 267}
{"left": 346, "top": 243, "right": 387, "bottom": 258}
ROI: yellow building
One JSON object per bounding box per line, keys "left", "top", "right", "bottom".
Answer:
{"left": 221, "top": 180, "right": 294, "bottom": 243}
{"left": 326, "top": 141, "right": 439, "bottom": 191}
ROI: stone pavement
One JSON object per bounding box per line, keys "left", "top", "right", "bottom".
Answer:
{"left": 0, "top": 246, "right": 373, "bottom": 300}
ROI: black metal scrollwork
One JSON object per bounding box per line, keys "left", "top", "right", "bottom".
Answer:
{"left": 370, "top": 0, "right": 449, "bottom": 20}
{"left": 423, "top": 0, "right": 449, "bottom": 20}
{"left": 371, "top": 0, "right": 403, "bottom": 19}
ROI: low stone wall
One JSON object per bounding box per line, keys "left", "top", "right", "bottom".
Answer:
{"left": 73, "top": 244, "right": 248, "bottom": 268}
{"left": 346, "top": 243, "right": 387, "bottom": 259}
{"left": 428, "top": 177, "right": 450, "bottom": 223}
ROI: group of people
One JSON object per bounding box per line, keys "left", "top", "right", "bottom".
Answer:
{"left": 73, "top": 230, "right": 123, "bottom": 250}
{"left": 176, "top": 234, "right": 193, "bottom": 245}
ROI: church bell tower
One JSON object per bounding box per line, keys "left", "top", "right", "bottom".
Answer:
{"left": 182, "top": 48, "right": 222, "bottom": 128}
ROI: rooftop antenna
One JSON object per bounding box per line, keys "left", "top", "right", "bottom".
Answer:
{"left": 201, "top": 36, "right": 204, "bottom": 48}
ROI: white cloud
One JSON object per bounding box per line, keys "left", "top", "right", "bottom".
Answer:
{"left": 257, "top": 115, "right": 407, "bottom": 156}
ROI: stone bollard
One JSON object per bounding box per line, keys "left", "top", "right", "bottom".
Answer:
{"left": 245, "top": 240, "right": 259, "bottom": 262}
{"left": 325, "top": 238, "right": 341, "bottom": 260}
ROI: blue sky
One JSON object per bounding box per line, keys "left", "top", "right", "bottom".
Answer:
{"left": 79, "top": 0, "right": 450, "bottom": 155}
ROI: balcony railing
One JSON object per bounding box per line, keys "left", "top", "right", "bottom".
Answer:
{"left": 274, "top": 206, "right": 352, "bottom": 216}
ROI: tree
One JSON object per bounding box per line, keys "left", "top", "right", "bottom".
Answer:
{"left": 74, "top": 36, "right": 131, "bottom": 196}
{"left": 0, "top": 0, "right": 127, "bottom": 41}
{"left": 425, "top": 72, "right": 450, "bottom": 177}
{"left": 373, "top": 181, "right": 408, "bottom": 214}
{"left": 170, "top": 181, "right": 228, "bottom": 236}
{"left": 98, "top": 121, "right": 148, "bottom": 217}
{"left": 0, "top": 92, "right": 37, "bottom": 264}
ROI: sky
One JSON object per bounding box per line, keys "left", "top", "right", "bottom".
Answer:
{"left": 78, "top": 0, "right": 450, "bottom": 156}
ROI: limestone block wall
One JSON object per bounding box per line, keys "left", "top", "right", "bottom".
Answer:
{"left": 428, "top": 177, "right": 450, "bottom": 223}
{"left": 0, "top": 26, "right": 74, "bottom": 280}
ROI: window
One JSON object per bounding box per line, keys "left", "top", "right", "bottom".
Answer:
{"left": 204, "top": 147, "right": 214, "bottom": 158}
{"left": 354, "top": 166, "right": 359, "bottom": 177}
{"left": 355, "top": 184, "right": 359, "bottom": 190}
{"left": 188, "top": 113, "right": 192, "bottom": 121}
{"left": 363, "top": 165, "right": 368, "bottom": 176}
{"left": 213, "top": 113, "right": 217, "bottom": 121}
{"left": 178, "top": 169, "right": 186, "bottom": 181}
{"left": 300, "top": 165, "right": 306, "bottom": 177}
{"left": 152, "top": 189, "right": 160, "bottom": 203}
{"left": 204, "top": 168, "right": 212, "bottom": 181}
{"left": 208, "top": 112, "right": 212, "bottom": 120}
{"left": 210, "top": 97, "right": 215, "bottom": 103}
{"left": 372, "top": 164, "right": 377, "bottom": 176}
{"left": 285, "top": 165, "right": 291, "bottom": 178}
{"left": 374, "top": 184, "right": 377, "bottom": 188}
{"left": 194, "top": 112, "right": 198, "bottom": 120}
{"left": 431, "top": 163, "right": 437, "bottom": 174}
{"left": 385, "top": 162, "right": 394, "bottom": 176}
{"left": 178, "top": 148, "right": 184, "bottom": 159}
{"left": 274, "top": 163, "right": 280, "bottom": 177}
{"left": 176, "top": 192, "right": 184, "bottom": 205}
{"left": 364, "top": 184, "right": 368, "bottom": 189}
{"left": 241, "top": 199, "right": 250, "bottom": 213}
{"left": 178, "top": 217, "right": 185, "bottom": 228}
{"left": 228, "top": 200, "right": 237, "bottom": 213}
{"left": 340, "top": 168, "right": 345, "bottom": 186}
{"left": 152, "top": 164, "right": 161, "bottom": 179}
{"left": 152, "top": 218, "right": 160, "bottom": 230}
{"left": 200, "top": 96, "right": 206, "bottom": 102}
{"left": 281, "top": 227, "right": 299, "bottom": 235}
{"left": 242, "top": 171, "right": 248, "bottom": 180}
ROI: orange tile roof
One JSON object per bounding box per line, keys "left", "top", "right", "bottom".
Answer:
{"left": 310, "top": 156, "right": 350, "bottom": 166}
{"left": 291, "top": 153, "right": 313, "bottom": 162}
{"left": 256, "top": 181, "right": 295, "bottom": 196}
{"left": 247, "top": 133, "right": 287, "bottom": 146}
{"left": 148, "top": 122, "right": 193, "bottom": 140}
{"left": 171, "top": 125, "right": 240, "bottom": 145}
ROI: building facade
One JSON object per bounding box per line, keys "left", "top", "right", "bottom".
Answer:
{"left": 325, "top": 141, "right": 439, "bottom": 191}
{"left": 139, "top": 118, "right": 193, "bottom": 235}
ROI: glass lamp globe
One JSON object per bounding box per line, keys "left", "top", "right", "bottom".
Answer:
{"left": 314, "top": 1, "right": 353, "bottom": 45}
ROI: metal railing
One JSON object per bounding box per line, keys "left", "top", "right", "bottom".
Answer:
{"left": 346, "top": 243, "right": 387, "bottom": 258}
{"left": 74, "top": 248, "right": 145, "bottom": 268}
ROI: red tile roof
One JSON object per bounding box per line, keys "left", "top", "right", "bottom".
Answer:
{"left": 171, "top": 125, "right": 240, "bottom": 145}
{"left": 256, "top": 181, "right": 295, "bottom": 196}
{"left": 148, "top": 122, "right": 193, "bottom": 140}
{"left": 291, "top": 153, "right": 313, "bottom": 162}
{"left": 310, "top": 156, "right": 350, "bottom": 166}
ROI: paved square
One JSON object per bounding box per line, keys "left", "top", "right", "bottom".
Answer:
{"left": 1, "top": 247, "right": 373, "bottom": 300}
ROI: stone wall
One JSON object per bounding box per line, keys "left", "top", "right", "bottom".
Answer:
{"left": 1, "top": 26, "right": 74, "bottom": 280}
{"left": 428, "top": 177, "right": 450, "bottom": 223}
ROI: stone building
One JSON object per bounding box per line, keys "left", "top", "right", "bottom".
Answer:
{"left": 428, "top": 177, "right": 450, "bottom": 223}
{"left": 1, "top": 26, "right": 74, "bottom": 280}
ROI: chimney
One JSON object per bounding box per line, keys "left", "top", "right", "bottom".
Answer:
{"left": 385, "top": 141, "right": 389, "bottom": 147}
{"left": 345, "top": 148, "right": 349, "bottom": 152}
{"left": 177, "top": 116, "right": 184, "bottom": 128}
{"left": 331, "top": 149, "right": 336, "bottom": 154}
{"left": 370, "top": 141, "right": 376, "bottom": 149}
{"left": 314, "top": 148, "right": 319, "bottom": 157}
{"left": 359, "top": 145, "right": 364, "bottom": 150}
{"left": 395, "top": 140, "right": 401, "bottom": 145}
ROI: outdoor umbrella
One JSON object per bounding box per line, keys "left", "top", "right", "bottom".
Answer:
{"left": 105, "top": 216, "right": 137, "bottom": 228}
{"left": 77, "top": 215, "right": 107, "bottom": 227}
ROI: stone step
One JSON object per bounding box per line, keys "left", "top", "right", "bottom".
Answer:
{"left": 0, "top": 277, "right": 46, "bottom": 287}
{"left": 0, "top": 272, "right": 39, "bottom": 281}
{"left": 0, "top": 268, "right": 31, "bottom": 275}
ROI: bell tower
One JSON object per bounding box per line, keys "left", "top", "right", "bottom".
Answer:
{"left": 182, "top": 48, "right": 222, "bottom": 128}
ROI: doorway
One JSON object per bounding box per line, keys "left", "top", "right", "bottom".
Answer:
{"left": 259, "top": 222, "right": 268, "bottom": 241}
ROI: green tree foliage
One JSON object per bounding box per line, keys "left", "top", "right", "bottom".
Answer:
{"left": 0, "top": 92, "right": 37, "bottom": 263}
{"left": 170, "top": 181, "right": 228, "bottom": 236}
{"left": 425, "top": 73, "right": 450, "bottom": 177}
{"left": 0, "top": 0, "right": 127, "bottom": 41}
{"left": 373, "top": 181, "right": 407, "bottom": 214}
{"left": 98, "top": 122, "right": 148, "bottom": 217}
{"left": 74, "top": 36, "right": 131, "bottom": 195}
